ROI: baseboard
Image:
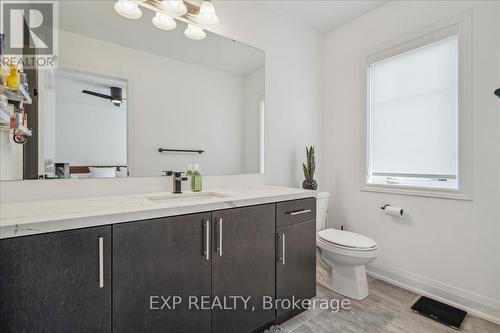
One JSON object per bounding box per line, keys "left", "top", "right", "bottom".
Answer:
{"left": 366, "top": 262, "right": 500, "bottom": 325}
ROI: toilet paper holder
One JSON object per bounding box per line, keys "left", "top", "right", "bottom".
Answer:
{"left": 380, "top": 204, "right": 404, "bottom": 217}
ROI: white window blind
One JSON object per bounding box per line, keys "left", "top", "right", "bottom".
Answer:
{"left": 368, "top": 36, "right": 458, "bottom": 188}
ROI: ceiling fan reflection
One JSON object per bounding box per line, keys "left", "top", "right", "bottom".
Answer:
{"left": 82, "top": 87, "right": 126, "bottom": 107}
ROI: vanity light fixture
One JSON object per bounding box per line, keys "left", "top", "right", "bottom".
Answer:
{"left": 184, "top": 24, "right": 206, "bottom": 40}
{"left": 114, "top": 0, "right": 143, "bottom": 19}
{"left": 198, "top": 0, "right": 219, "bottom": 28}
{"left": 161, "top": 0, "right": 187, "bottom": 17}
{"left": 152, "top": 12, "right": 177, "bottom": 30}
{"left": 113, "top": 0, "right": 220, "bottom": 41}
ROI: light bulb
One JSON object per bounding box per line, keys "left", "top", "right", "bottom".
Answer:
{"left": 198, "top": 1, "right": 219, "bottom": 27}
{"left": 161, "top": 0, "right": 187, "bottom": 17}
{"left": 152, "top": 12, "right": 177, "bottom": 30}
{"left": 114, "top": 0, "right": 142, "bottom": 19}
{"left": 184, "top": 24, "right": 206, "bottom": 40}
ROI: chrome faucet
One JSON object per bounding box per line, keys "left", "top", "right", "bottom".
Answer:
{"left": 162, "top": 171, "right": 188, "bottom": 194}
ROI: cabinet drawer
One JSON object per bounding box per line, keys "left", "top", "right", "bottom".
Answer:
{"left": 276, "top": 198, "right": 316, "bottom": 227}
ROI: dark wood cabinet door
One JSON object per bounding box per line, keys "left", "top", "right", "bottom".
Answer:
{"left": 212, "top": 204, "right": 276, "bottom": 333}
{"left": 276, "top": 221, "right": 316, "bottom": 318}
{"left": 0, "top": 227, "right": 112, "bottom": 333}
{"left": 113, "top": 213, "right": 212, "bottom": 333}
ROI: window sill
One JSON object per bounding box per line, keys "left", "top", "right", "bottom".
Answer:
{"left": 361, "top": 183, "right": 472, "bottom": 201}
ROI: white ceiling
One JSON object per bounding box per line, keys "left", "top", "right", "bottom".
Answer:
{"left": 265, "top": 1, "right": 386, "bottom": 33}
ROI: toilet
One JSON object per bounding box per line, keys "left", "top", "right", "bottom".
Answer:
{"left": 315, "top": 192, "right": 378, "bottom": 300}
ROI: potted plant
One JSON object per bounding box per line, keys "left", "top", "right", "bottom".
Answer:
{"left": 302, "top": 146, "right": 317, "bottom": 190}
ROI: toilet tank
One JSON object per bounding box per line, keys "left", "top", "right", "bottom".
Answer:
{"left": 316, "top": 192, "right": 330, "bottom": 231}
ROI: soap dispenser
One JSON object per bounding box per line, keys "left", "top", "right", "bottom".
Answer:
{"left": 186, "top": 164, "right": 193, "bottom": 177}
{"left": 191, "top": 164, "right": 202, "bottom": 192}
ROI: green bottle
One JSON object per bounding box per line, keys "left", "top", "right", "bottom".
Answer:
{"left": 191, "top": 164, "right": 202, "bottom": 192}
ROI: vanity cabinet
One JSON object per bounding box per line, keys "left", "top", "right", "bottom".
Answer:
{"left": 276, "top": 199, "right": 317, "bottom": 319}
{"left": 0, "top": 226, "right": 112, "bottom": 333}
{"left": 211, "top": 204, "right": 276, "bottom": 333}
{"left": 0, "top": 197, "right": 316, "bottom": 333}
{"left": 113, "top": 205, "right": 276, "bottom": 333}
{"left": 112, "top": 213, "right": 212, "bottom": 333}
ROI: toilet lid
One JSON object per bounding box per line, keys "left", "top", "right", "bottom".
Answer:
{"left": 318, "top": 229, "right": 377, "bottom": 249}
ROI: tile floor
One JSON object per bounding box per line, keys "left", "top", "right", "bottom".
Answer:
{"left": 280, "top": 277, "right": 500, "bottom": 333}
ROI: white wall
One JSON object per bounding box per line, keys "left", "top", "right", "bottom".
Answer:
{"left": 214, "top": 2, "right": 324, "bottom": 187}
{"left": 242, "top": 67, "right": 265, "bottom": 173}
{"left": 54, "top": 73, "right": 127, "bottom": 166}
{"left": 323, "top": 0, "right": 500, "bottom": 323}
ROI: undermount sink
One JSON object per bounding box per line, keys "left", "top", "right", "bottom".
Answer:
{"left": 146, "top": 192, "right": 228, "bottom": 204}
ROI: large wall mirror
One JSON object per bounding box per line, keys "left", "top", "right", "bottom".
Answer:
{"left": 0, "top": 0, "right": 265, "bottom": 180}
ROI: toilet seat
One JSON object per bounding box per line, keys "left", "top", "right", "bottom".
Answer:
{"left": 318, "top": 229, "right": 377, "bottom": 251}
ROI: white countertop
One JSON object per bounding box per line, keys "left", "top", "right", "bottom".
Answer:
{"left": 0, "top": 186, "right": 317, "bottom": 239}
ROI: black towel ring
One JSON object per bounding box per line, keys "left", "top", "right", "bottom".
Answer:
{"left": 495, "top": 88, "right": 500, "bottom": 98}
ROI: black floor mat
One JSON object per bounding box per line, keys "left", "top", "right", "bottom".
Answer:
{"left": 411, "top": 296, "right": 467, "bottom": 329}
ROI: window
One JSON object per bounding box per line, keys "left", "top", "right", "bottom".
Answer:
{"left": 366, "top": 33, "right": 463, "bottom": 193}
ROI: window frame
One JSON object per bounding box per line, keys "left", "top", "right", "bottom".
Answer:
{"left": 360, "top": 11, "right": 472, "bottom": 200}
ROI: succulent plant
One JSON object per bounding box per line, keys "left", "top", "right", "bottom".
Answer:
{"left": 302, "top": 146, "right": 316, "bottom": 181}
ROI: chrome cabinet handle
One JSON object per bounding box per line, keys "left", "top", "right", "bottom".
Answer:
{"left": 282, "top": 233, "right": 286, "bottom": 265}
{"left": 98, "top": 237, "right": 104, "bottom": 288}
{"left": 279, "top": 233, "right": 286, "bottom": 265}
{"left": 286, "top": 209, "right": 312, "bottom": 216}
{"left": 204, "top": 221, "right": 210, "bottom": 260}
{"left": 217, "top": 218, "right": 223, "bottom": 257}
